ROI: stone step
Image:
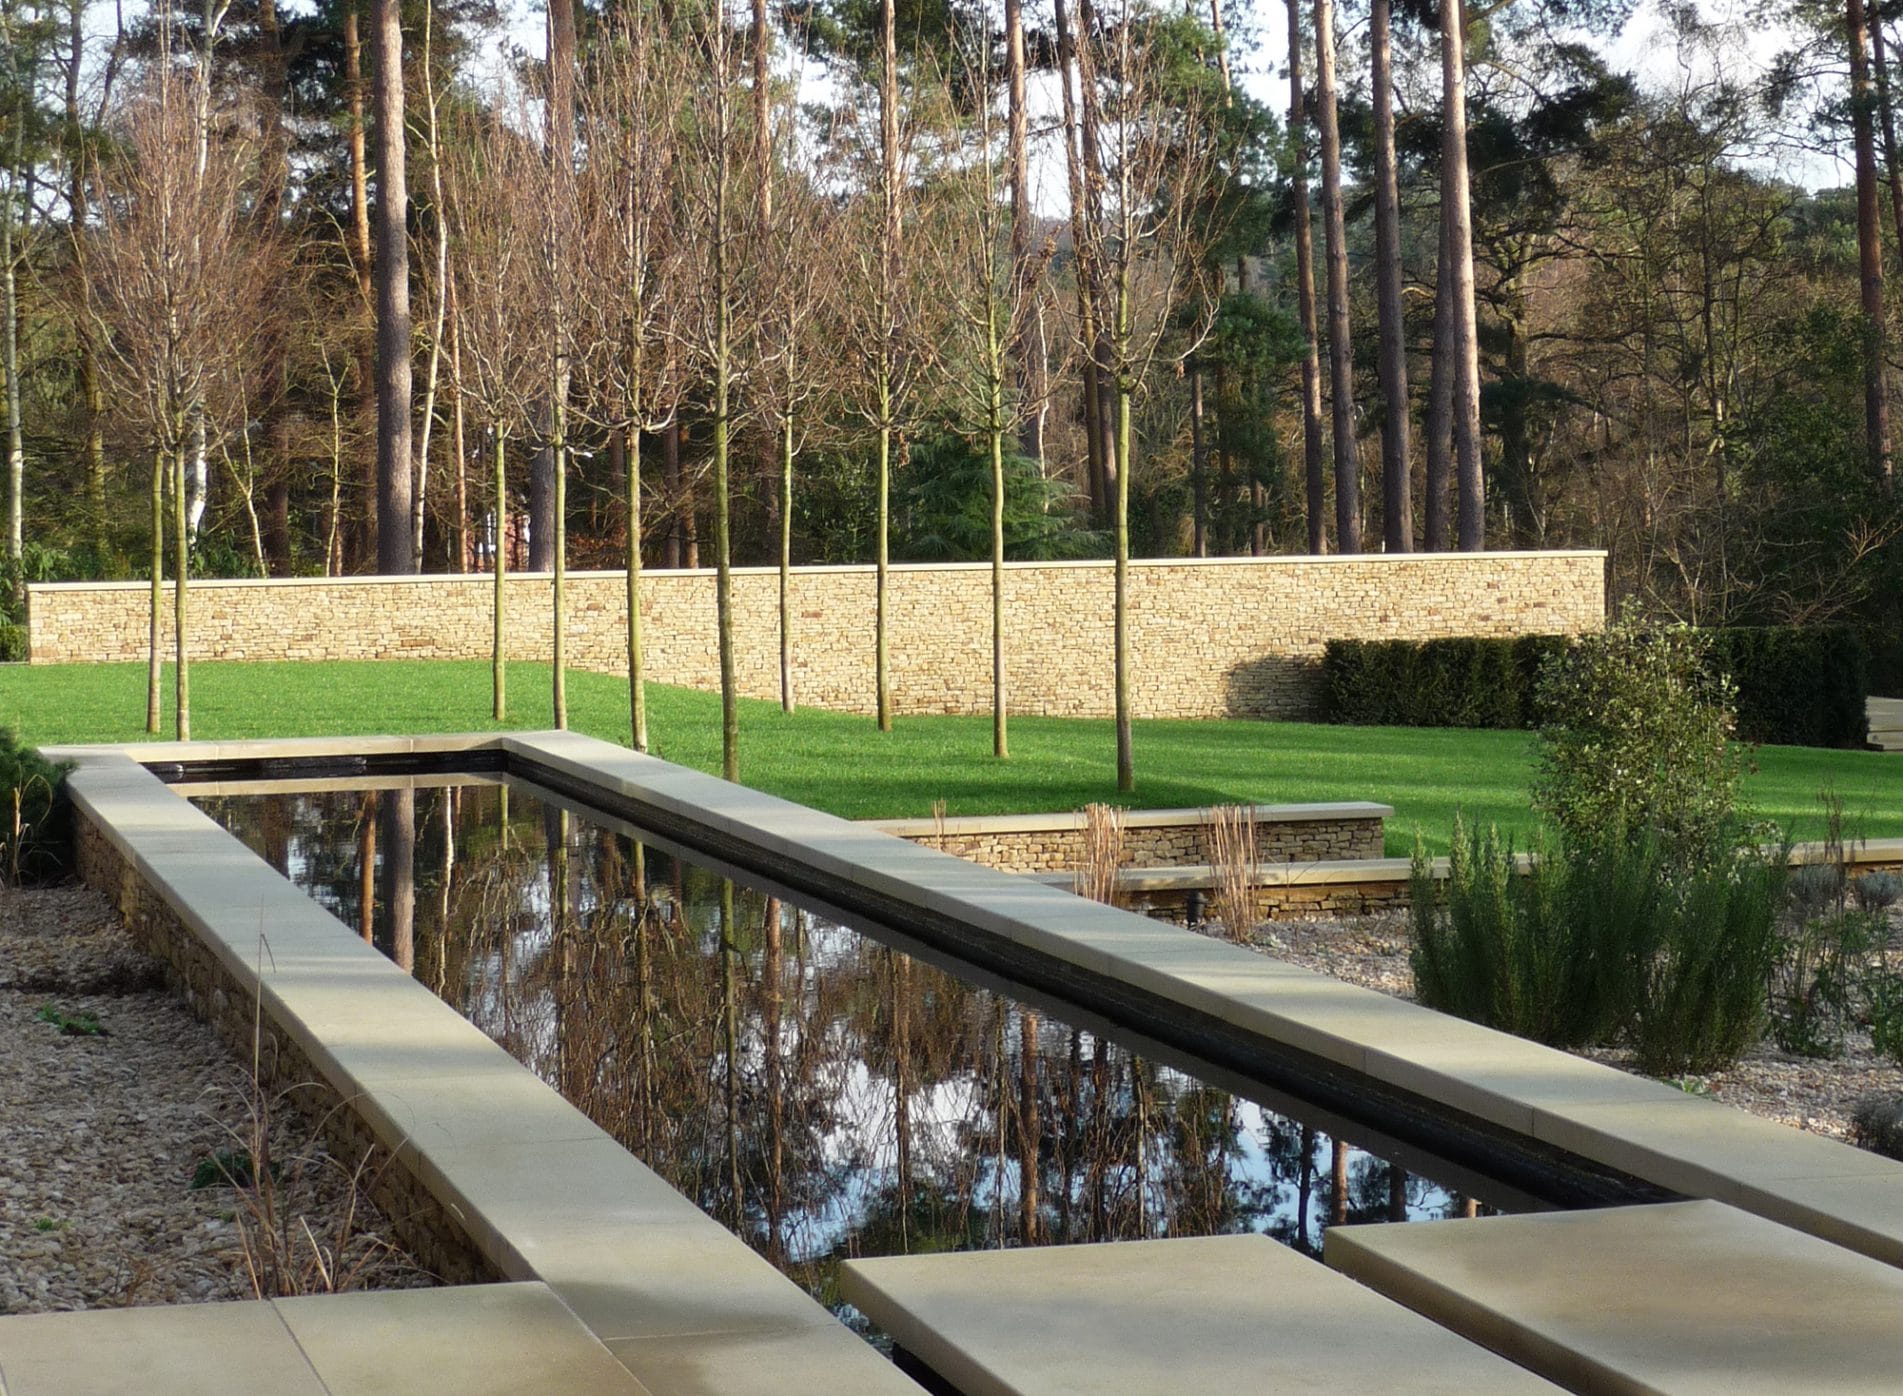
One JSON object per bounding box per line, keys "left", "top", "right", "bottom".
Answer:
{"left": 1327, "top": 1199, "right": 1903, "bottom": 1395}
{"left": 841, "top": 1234, "right": 1561, "bottom": 1395}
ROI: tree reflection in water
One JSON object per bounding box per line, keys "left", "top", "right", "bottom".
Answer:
{"left": 198, "top": 781, "right": 1489, "bottom": 1314}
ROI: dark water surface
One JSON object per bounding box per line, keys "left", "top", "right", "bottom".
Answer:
{"left": 194, "top": 778, "right": 1494, "bottom": 1316}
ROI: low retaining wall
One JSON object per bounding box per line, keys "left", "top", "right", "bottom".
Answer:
{"left": 26, "top": 551, "right": 1606, "bottom": 720}
{"left": 867, "top": 803, "right": 1390, "bottom": 873}
{"left": 73, "top": 813, "right": 493, "bottom": 1285}
{"left": 1071, "top": 840, "right": 1903, "bottom": 925}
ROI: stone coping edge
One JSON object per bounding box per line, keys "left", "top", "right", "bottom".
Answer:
{"left": 57, "top": 745, "right": 920, "bottom": 1396}
{"left": 56, "top": 732, "right": 1903, "bottom": 1283}
{"left": 866, "top": 802, "right": 1392, "bottom": 837}
{"left": 1026, "top": 839, "right": 1903, "bottom": 891}
{"left": 24, "top": 550, "right": 1609, "bottom": 594}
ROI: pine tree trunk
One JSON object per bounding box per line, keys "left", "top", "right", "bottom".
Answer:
{"left": 1370, "top": 0, "right": 1412, "bottom": 552}
{"left": 1287, "top": 0, "right": 1327, "bottom": 555}
{"left": 345, "top": 6, "right": 376, "bottom": 568}
{"left": 1054, "top": 0, "right": 1108, "bottom": 520}
{"left": 1869, "top": 5, "right": 1903, "bottom": 259}
{"left": 1006, "top": 0, "right": 1042, "bottom": 466}
{"left": 1423, "top": 203, "right": 1453, "bottom": 551}
{"left": 1441, "top": 0, "right": 1486, "bottom": 548}
{"left": 372, "top": 0, "right": 413, "bottom": 573}
{"left": 1851, "top": 0, "right": 1896, "bottom": 492}
{"left": 1313, "top": 0, "right": 1360, "bottom": 553}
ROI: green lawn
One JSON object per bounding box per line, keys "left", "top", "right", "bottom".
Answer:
{"left": 2, "top": 659, "right": 1896, "bottom": 854}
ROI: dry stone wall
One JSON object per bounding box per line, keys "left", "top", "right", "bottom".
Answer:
{"left": 877, "top": 810, "right": 1386, "bottom": 873}
{"left": 28, "top": 552, "right": 1605, "bottom": 719}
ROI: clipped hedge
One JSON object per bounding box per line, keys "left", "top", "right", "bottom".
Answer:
{"left": 1709, "top": 626, "right": 1868, "bottom": 749}
{"left": 1323, "top": 625, "right": 1870, "bottom": 748}
{"left": 1322, "top": 635, "right": 1567, "bottom": 730}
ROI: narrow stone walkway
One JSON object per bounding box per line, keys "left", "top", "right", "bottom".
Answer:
{"left": 0, "top": 1282, "right": 651, "bottom": 1396}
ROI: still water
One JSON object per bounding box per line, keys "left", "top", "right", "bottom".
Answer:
{"left": 194, "top": 778, "right": 1489, "bottom": 1314}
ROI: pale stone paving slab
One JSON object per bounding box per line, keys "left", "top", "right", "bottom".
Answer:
{"left": 0, "top": 1282, "right": 653, "bottom": 1396}
{"left": 1326, "top": 1199, "right": 1903, "bottom": 1395}
{"left": 839, "top": 1234, "right": 1562, "bottom": 1395}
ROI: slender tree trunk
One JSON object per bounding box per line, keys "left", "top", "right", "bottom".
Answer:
{"left": 875, "top": 0, "right": 899, "bottom": 734}
{"left": 1006, "top": 0, "right": 1041, "bottom": 466}
{"left": 413, "top": 0, "right": 448, "bottom": 571}
{"left": 345, "top": 6, "right": 376, "bottom": 567}
{"left": 1442, "top": 0, "right": 1486, "bottom": 547}
{"left": 173, "top": 444, "right": 190, "bottom": 740}
{"left": 715, "top": 39, "right": 739, "bottom": 781}
{"left": 1370, "top": 0, "right": 1411, "bottom": 552}
{"left": 1851, "top": 0, "right": 1895, "bottom": 491}
{"left": 372, "top": 0, "right": 413, "bottom": 573}
{"left": 492, "top": 422, "right": 506, "bottom": 719}
{"left": 1288, "top": 0, "right": 1327, "bottom": 555}
{"left": 1423, "top": 202, "right": 1453, "bottom": 550}
{"left": 1055, "top": 0, "right": 1108, "bottom": 520}
{"left": 991, "top": 411, "right": 1008, "bottom": 760}
{"left": 780, "top": 408, "right": 796, "bottom": 712}
{"left": 450, "top": 279, "right": 469, "bottom": 570}
{"left": 1077, "top": 0, "right": 1118, "bottom": 513}
{"left": 148, "top": 449, "right": 164, "bottom": 733}
{"left": 1190, "top": 369, "right": 1208, "bottom": 555}
{"left": 1, "top": 70, "right": 24, "bottom": 580}
{"left": 1870, "top": 5, "right": 1903, "bottom": 261}
{"left": 628, "top": 418, "right": 648, "bottom": 750}
{"left": 64, "top": 0, "right": 107, "bottom": 558}
{"left": 1313, "top": 0, "right": 1360, "bottom": 553}
{"left": 662, "top": 422, "right": 683, "bottom": 567}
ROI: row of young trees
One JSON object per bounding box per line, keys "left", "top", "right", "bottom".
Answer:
{"left": 2, "top": 0, "right": 1900, "bottom": 764}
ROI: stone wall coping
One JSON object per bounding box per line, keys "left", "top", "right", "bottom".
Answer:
{"left": 866, "top": 802, "right": 1392, "bottom": 838}
{"left": 60, "top": 745, "right": 919, "bottom": 1396}
{"left": 23, "top": 549, "right": 1610, "bottom": 595}
{"left": 1026, "top": 838, "right": 1903, "bottom": 891}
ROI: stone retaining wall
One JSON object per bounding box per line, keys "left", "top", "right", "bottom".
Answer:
{"left": 26, "top": 552, "right": 1606, "bottom": 720}
{"left": 872, "top": 804, "right": 1389, "bottom": 873}
{"left": 74, "top": 813, "right": 494, "bottom": 1286}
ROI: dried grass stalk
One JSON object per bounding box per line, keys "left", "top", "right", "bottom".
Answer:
{"left": 1073, "top": 803, "right": 1127, "bottom": 906}
{"left": 1208, "top": 804, "right": 1258, "bottom": 940}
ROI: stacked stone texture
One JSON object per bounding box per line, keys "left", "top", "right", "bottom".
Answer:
{"left": 904, "top": 815, "right": 1384, "bottom": 873}
{"left": 27, "top": 552, "right": 1605, "bottom": 720}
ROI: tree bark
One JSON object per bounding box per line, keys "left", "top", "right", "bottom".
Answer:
{"left": 1370, "top": 0, "right": 1412, "bottom": 552}
{"left": 1869, "top": 4, "right": 1903, "bottom": 261}
{"left": 345, "top": 6, "right": 376, "bottom": 567}
{"left": 1006, "top": 0, "right": 1042, "bottom": 466}
{"left": 1423, "top": 201, "right": 1453, "bottom": 550}
{"left": 1441, "top": 0, "right": 1486, "bottom": 548}
{"left": 1287, "top": 0, "right": 1327, "bottom": 555}
{"left": 371, "top": 0, "right": 413, "bottom": 573}
{"left": 1313, "top": 0, "right": 1360, "bottom": 553}
{"left": 1851, "top": 0, "right": 1896, "bottom": 492}
{"left": 1054, "top": 0, "right": 1108, "bottom": 520}
{"left": 875, "top": 0, "right": 900, "bottom": 734}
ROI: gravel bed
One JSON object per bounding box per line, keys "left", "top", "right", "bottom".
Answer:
{"left": 1238, "top": 909, "right": 1903, "bottom": 1147}
{"left": 0, "top": 884, "right": 432, "bottom": 1313}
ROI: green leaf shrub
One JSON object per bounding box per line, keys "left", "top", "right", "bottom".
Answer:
{"left": 1532, "top": 612, "right": 1744, "bottom": 868}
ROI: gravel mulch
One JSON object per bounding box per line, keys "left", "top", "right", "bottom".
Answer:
{"left": 1237, "top": 909, "right": 1903, "bottom": 1148}
{"left": 0, "top": 884, "right": 432, "bottom": 1314}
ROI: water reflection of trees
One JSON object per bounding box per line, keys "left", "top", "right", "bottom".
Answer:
{"left": 200, "top": 784, "right": 1486, "bottom": 1307}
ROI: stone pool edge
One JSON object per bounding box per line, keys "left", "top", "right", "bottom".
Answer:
{"left": 55, "top": 739, "right": 919, "bottom": 1396}
{"left": 49, "top": 732, "right": 1903, "bottom": 1274}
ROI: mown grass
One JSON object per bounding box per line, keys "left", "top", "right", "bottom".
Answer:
{"left": 2, "top": 658, "right": 1895, "bottom": 853}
